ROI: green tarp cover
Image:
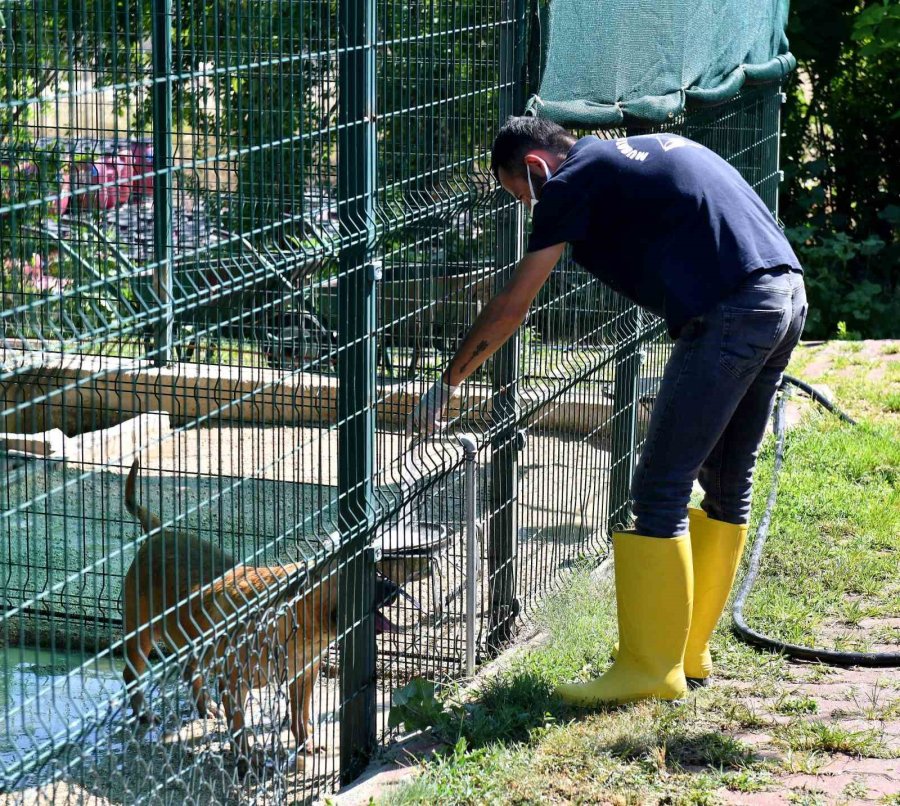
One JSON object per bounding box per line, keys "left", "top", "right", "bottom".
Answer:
{"left": 528, "top": 0, "right": 796, "bottom": 127}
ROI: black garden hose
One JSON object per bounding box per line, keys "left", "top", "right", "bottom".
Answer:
{"left": 780, "top": 373, "right": 858, "bottom": 426}
{"left": 730, "top": 374, "right": 900, "bottom": 667}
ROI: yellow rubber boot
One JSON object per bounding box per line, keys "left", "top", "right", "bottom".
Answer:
{"left": 683, "top": 508, "right": 748, "bottom": 684}
{"left": 555, "top": 532, "right": 692, "bottom": 706}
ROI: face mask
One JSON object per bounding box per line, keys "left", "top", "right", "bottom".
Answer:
{"left": 526, "top": 158, "right": 552, "bottom": 212}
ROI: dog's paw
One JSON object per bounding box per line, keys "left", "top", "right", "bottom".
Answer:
{"left": 234, "top": 748, "right": 265, "bottom": 779}
{"left": 301, "top": 736, "right": 326, "bottom": 754}
{"left": 235, "top": 755, "right": 251, "bottom": 780}
{"left": 137, "top": 712, "right": 158, "bottom": 728}
{"left": 201, "top": 700, "right": 224, "bottom": 720}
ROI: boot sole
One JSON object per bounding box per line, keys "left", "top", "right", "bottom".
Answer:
{"left": 686, "top": 677, "right": 710, "bottom": 690}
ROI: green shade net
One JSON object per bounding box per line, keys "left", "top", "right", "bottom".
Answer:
{"left": 528, "top": 0, "right": 796, "bottom": 127}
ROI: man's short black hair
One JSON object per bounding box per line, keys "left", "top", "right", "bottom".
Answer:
{"left": 490, "top": 116, "right": 576, "bottom": 181}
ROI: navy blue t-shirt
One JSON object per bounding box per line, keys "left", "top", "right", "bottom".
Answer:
{"left": 527, "top": 134, "right": 801, "bottom": 337}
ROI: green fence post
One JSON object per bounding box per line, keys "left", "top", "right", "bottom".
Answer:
{"left": 774, "top": 87, "right": 787, "bottom": 219}
{"left": 337, "top": 0, "right": 377, "bottom": 784}
{"left": 607, "top": 307, "right": 644, "bottom": 535}
{"left": 487, "top": 0, "right": 527, "bottom": 652}
{"left": 151, "top": 0, "right": 174, "bottom": 366}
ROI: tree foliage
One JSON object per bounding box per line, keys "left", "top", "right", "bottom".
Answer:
{"left": 781, "top": 0, "right": 900, "bottom": 338}
{"left": 2, "top": 0, "right": 495, "bottom": 258}
{"left": 4, "top": 1, "right": 897, "bottom": 337}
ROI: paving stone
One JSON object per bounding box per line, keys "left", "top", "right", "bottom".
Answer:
{"left": 714, "top": 789, "right": 790, "bottom": 804}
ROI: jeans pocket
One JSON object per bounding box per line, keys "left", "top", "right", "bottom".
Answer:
{"left": 719, "top": 306, "right": 786, "bottom": 380}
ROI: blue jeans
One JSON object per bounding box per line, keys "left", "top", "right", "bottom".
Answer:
{"left": 630, "top": 268, "right": 807, "bottom": 537}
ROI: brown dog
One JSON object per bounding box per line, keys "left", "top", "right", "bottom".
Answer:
{"left": 122, "top": 459, "right": 403, "bottom": 773}
{"left": 122, "top": 459, "right": 236, "bottom": 723}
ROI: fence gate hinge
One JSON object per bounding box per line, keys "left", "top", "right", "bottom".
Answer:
{"left": 366, "top": 541, "right": 383, "bottom": 564}
{"left": 515, "top": 428, "right": 528, "bottom": 451}
{"left": 367, "top": 260, "right": 383, "bottom": 283}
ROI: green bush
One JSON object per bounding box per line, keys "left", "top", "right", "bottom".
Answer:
{"left": 781, "top": 0, "right": 900, "bottom": 339}
{"left": 786, "top": 211, "right": 899, "bottom": 339}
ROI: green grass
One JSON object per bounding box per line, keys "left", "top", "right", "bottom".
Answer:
{"left": 739, "top": 418, "right": 900, "bottom": 651}
{"left": 775, "top": 694, "right": 819, "bottom": 716}
{"left": 787, "top": 791, "right": 829, "bottom": 806}
{"left": 787, "top": 340, "right": 900, "bottom": 425}
{"left": 884, "top": 391, "right": 900, "bottom": 413}
{"left": 774, "top": 720, "right": 890, "bottom": 757}
{"left": 842, "top": 778, "right": 869, "bottom": 800}
{"left": 383, "top": 572, "right": 778, "bottom": 804}
{"left": 381, "top": 343, "right": 900, "bottom": 805}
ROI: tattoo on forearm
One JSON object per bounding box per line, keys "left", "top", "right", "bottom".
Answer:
{"left": 458, "top": 339, "right": 490, "bottom": 373}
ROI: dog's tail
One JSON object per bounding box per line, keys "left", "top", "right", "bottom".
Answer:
{"left": 125, "top": 459, "right": 162, "bottom": 534}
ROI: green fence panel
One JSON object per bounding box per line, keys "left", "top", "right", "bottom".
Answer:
{"left": 0, "top": 0, "right": 787, "bottom": 799}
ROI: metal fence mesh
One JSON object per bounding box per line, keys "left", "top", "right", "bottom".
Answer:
{"left": 1, "top": 0, "right": 784, "bottom": 800}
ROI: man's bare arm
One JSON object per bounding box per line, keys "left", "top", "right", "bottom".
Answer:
{"left": 442, "top": 243, "right": 565, "bottom": 387}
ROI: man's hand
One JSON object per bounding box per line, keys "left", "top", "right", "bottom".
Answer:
{"left": 407, "top": 243, "right": 563, "bottom": 439}
{"left": 407, "top": 378, "right": 459, "bottom": 438}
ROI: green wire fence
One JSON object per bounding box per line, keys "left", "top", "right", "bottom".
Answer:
{"left": 1, "top": 0, "right": 785, "bottom": 801}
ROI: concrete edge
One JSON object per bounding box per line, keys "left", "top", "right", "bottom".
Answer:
{"left": 0, "top": 411, "right": 173, "bottom": 469}
{"left": 1, "top": 349, "right": 617, "bottom": 435}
